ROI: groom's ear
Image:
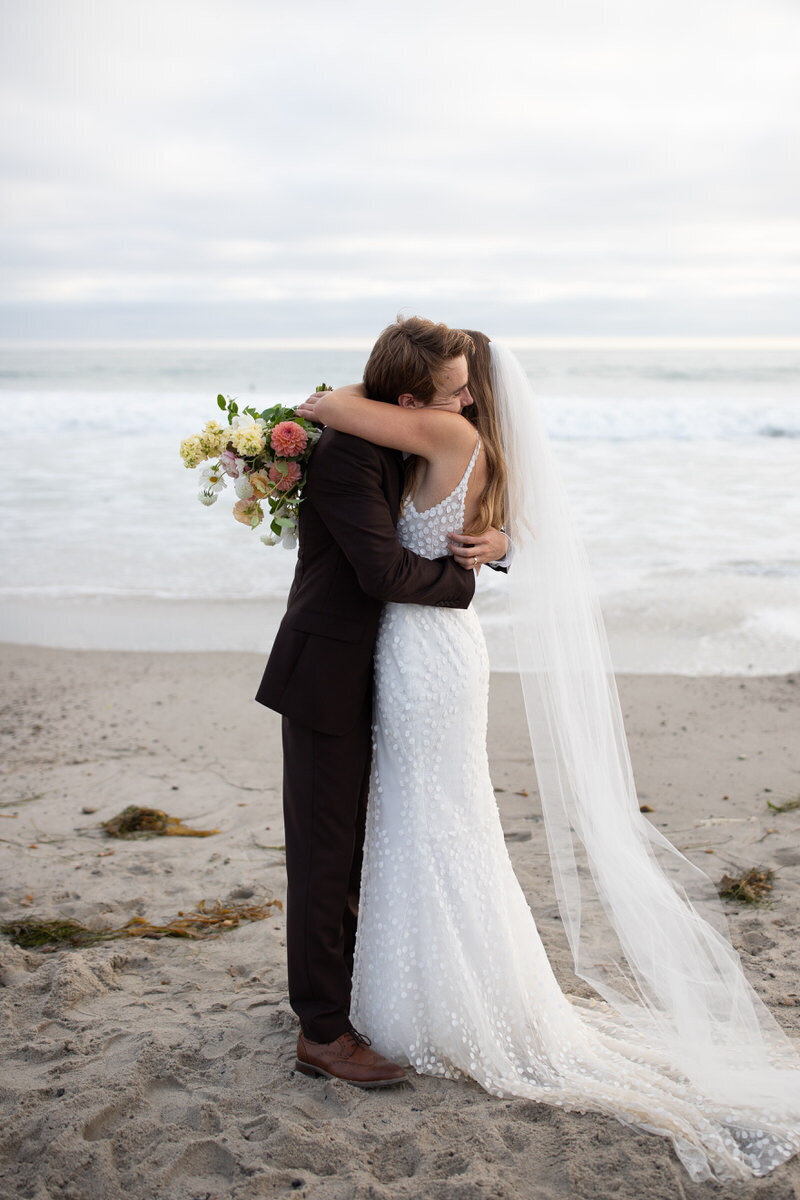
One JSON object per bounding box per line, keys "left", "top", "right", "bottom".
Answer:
{"left": 398, "top": 393, "right": 423, "bottom": 409}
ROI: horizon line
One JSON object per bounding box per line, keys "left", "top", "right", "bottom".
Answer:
{"left": 2, "top": 336, "right": 800, "bottom": 351}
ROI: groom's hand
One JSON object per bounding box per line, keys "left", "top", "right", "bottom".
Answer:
{"left": 448, "top": 527, "right": 508, "bottom": 570}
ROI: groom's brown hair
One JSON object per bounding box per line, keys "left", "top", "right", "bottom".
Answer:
{"left": 363, "top": 315, "right": 474, "bottom": 404}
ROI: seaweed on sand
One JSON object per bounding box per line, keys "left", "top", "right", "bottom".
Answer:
{"left": 1, "top": 896, "right": 282, "bottom": 950}
{"left": 766, "top": 795, "right": 800, "bottom": 814}
{"left": 1, "top": 919, "right": 108, "bottom": 949}
{"left": 101, "top": 805, "right": 219, "bottom": 838}
{"left": 717, "top": 867, "right": 774, "bottom": 905}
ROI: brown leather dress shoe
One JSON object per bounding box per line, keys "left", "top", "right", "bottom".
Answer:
{"left": 295, "top": 1029, "right": 407, "bottom": 1089}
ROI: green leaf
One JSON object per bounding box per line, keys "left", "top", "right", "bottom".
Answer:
{"left": 217, "top": 394, "right": 226, "bottom": 410}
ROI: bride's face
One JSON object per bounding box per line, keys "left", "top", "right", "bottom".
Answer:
{"left": 399, "top": 355, "right": 473, "bottom": 413}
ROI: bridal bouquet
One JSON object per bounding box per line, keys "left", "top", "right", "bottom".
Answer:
{"left": 179, "top": 389, "right": 327, "bottom": 548}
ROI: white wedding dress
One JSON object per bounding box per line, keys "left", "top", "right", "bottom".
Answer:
{"left": 350, "top": 432, "right": 800, "bottom": 1182}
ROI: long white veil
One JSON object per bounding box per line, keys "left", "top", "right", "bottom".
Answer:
{"left": 490, "top": 339, "right": 800, "bottom": 1174}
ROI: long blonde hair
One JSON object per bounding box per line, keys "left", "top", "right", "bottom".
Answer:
{"left": 402, "top": 328, "right": 508, "bottom": 536}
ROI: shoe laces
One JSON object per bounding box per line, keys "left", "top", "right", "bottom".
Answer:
{"left": 342, "top": 1028, "right": 372, "bottom": 1051}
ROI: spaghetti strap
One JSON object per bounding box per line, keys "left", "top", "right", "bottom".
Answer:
{"left": 461, "top": 430, "right": 482, "bottom": 491}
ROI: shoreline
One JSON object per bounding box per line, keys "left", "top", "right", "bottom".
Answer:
{"left": 2, "top": 597, "right": 798, "bottom": 676}
{"left": 1, "top": 644, "right": 799, "bottom": 1197}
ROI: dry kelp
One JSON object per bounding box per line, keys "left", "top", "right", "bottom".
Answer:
{"left": 122, "top": 896, "right": 282, "bottom": 939}
{"left": 717, "top": 867, "right": 774, "bottom": 905}
{"left": 1, "top": 896, "right": 282, "bottom": 950}
{"left": 102, "top": 805, "right": 219, "bottom": 838}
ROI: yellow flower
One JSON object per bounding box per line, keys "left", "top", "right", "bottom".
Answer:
{"left": 230, "top": 423, "right": 266, "bottom": 457}
{"left": 180, "top": 434, "right": 207, "bottom": 469}
{"left": 200, "top": 420, "right": 229, "bottom": 457}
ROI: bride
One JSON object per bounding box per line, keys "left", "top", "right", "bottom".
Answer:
{"left": 295, "top": 331, "right": 800, "bottom": 1183}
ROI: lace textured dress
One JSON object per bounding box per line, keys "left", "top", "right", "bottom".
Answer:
{"left": 349, "top": 432, "right": 800, "bottom": 1182}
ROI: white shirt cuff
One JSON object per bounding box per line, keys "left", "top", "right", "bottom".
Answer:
{"left": 489, "top": 536, "right": 514, "bottom": 569}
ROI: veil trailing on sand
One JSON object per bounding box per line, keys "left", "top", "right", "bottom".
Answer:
{"left": 490, "top": 339, "right": 800, "bottom": 1177}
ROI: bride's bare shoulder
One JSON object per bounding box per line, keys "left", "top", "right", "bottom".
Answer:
{"left": 439, "top": 410, "right": 481, "bottom": 445}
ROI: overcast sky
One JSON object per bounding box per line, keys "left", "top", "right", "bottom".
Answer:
{"left": 1, "top": 0, "right": 799, "bottom": 338}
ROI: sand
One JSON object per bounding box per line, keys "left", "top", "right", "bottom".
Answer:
{"left": 1, "top": 642, "right": 799, "bottom": 1200}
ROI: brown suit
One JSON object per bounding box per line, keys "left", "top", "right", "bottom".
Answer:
{"left": 255, "top": 429, "right": 474, "bottom": 1042}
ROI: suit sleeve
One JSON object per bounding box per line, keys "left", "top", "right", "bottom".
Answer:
{"left": 306, "top": 433, "right": 475, "bottom": 609}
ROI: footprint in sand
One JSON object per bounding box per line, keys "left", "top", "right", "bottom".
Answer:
{"left": 83, "top": 1075, "right": 192, "bottom": 1142}
{"left": 773, "top": 847, "right": 800, "bottom": 867}
{"left": 369, "top": 1133, "right": 423, "bottom": 1182}
{"left": 83, "top": 1095, "right": 141, "bottom": 1142}
{"left": 161, "top": 1139, "right": 236, "bottom": 1190}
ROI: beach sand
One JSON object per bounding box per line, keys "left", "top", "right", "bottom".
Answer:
{"left": 1, "top": 642, "right": 799, "bottom": 1199}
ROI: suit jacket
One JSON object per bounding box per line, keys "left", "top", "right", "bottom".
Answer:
{"left": 255, "top": 429, "right": 476, "bottom": 736}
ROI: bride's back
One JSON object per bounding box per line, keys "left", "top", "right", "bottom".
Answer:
{"left": 408, "top": 424, "right": 487, "bottom": 532}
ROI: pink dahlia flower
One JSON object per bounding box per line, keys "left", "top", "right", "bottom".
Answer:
{"left": 268, "top": 460, "right": 302, "bottom": 492}
{"left": 270, "top": 421, "right": 308, "bottom": 458}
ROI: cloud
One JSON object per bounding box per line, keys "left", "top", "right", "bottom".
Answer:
{"left": 1, "top": 0, "right": 798, "bottom": 334}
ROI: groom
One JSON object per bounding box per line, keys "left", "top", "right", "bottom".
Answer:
{"left": 255, "top": 316, "right": 508, "bottom": 1087}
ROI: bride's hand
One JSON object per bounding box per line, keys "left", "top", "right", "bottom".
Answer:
{"left": 448, "top": 527, "right": 509, "bottom": 570}
{"left": 295, "top": 392, "right": 326, "bottom": 423}
{"left": 295, "top": 383, "right": 365, "bottom": 427}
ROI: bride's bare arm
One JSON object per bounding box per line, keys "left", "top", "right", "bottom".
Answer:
{"left": 299, "top": 385, "right": 511, "bottom": 571}
{"left": 295, "top": 384, "right": 473, "bottom": 460}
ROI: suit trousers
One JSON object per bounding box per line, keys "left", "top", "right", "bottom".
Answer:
{"left": 281, "top": 697, "right": 371, "bottom": 1043}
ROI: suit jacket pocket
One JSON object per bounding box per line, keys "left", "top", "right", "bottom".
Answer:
{"left": 287, "top": 610, "right": 365, "bottom": 644}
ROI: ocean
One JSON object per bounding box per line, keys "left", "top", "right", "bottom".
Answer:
{"left": 1, "top": 339, "right": 798, "bottom": 674}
